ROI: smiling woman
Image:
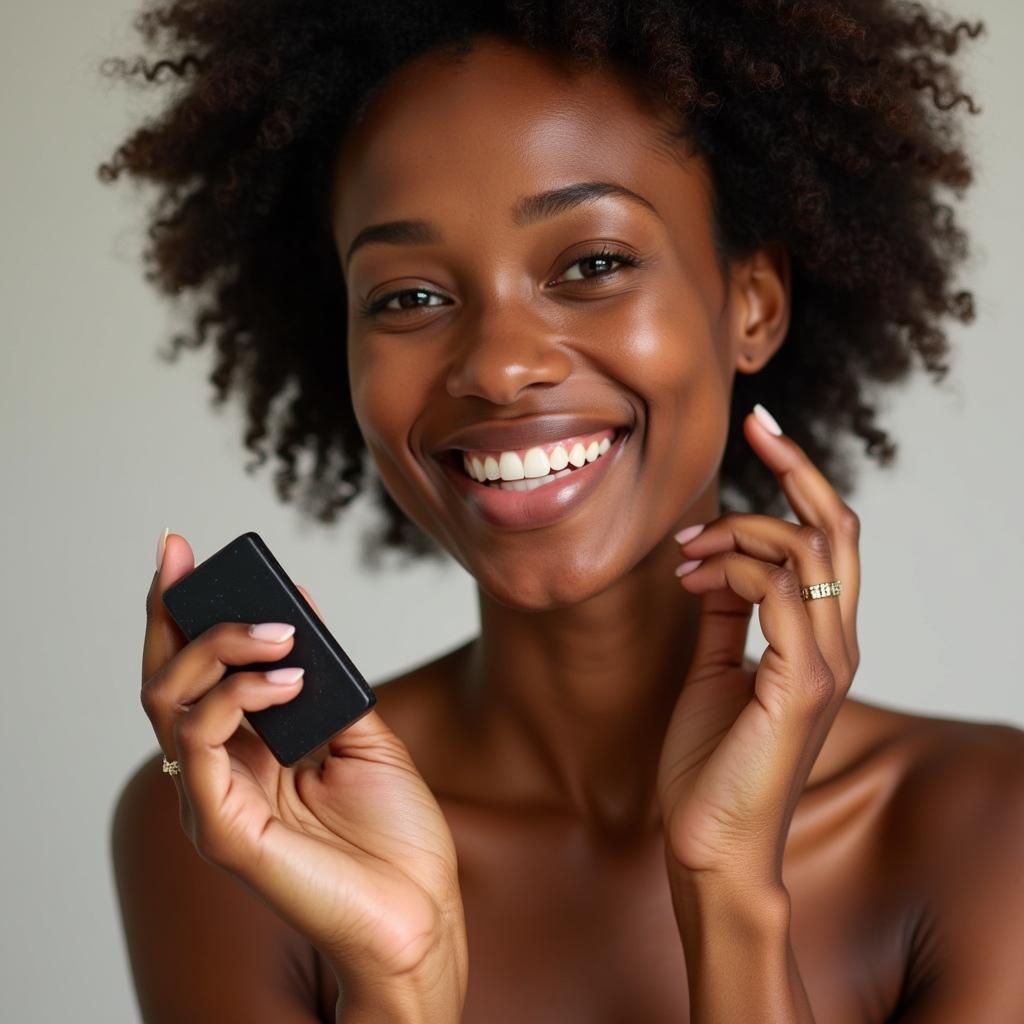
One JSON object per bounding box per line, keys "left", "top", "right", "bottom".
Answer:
{"left": 101, "top": 3, "right": 1024, "bottom": 1024}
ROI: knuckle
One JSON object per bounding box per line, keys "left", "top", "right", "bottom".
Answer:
{"left": 140, "top": 676, "right": 166, "bottom": 719}
{"left": 766, "top": 564, "right": 801, "bottom": 600}
{"left": 837, "top": 505, "right": 861, "bottom": 541}
{"left": 798, "top": 525, "right": 832, "bottom": 562}
{"left": 804, "top": 661, "right": 836, "bottom": 712}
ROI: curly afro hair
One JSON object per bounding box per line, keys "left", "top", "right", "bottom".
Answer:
{"left": 98, "top": 0, "right": 983, "bottom": 566}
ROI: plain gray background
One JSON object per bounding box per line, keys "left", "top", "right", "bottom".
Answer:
{"left": 2, "top": 0, "right": 1021, "bottom": 1020}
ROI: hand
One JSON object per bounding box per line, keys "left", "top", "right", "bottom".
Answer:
{"left": 656, "top": 407, "right": 861, "bottom": 891}
{"left": 141, "top": 533, "right": 468, "bottom": 1012}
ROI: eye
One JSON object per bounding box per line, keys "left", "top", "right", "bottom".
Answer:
{"left": 555, "top": 246, "right": 640, "bottom": 285}
{"left": 358, "top": 287, "right": 450, "bottom": 318}
{"left": 358, "top": 245, "right": 643, "bottom": 319}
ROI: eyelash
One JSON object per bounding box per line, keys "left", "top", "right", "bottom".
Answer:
{"left": 357, "top": 245, "right": 642, "bottom": 318}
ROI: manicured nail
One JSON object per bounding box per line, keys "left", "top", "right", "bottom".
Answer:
{"left": 674, "top": 523, "right": 705, "bottom": 545}
{"left": 155, "top": 527, "right": 169, "bottom": 571}
{"left": 753, "top": 403, "right": 782, "bottom": 436}
{"left": 249, "top": 622, "right": 296, "bottom": 643}
{"left": 675, "top": 559, "right": 703, "bottom": 577}
{"left": 265, "top": 666, "right": 304, "bottom": 684}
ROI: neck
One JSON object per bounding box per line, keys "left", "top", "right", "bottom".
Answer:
{"left": 455, "top": 491, "right": 721, "bottom": 840}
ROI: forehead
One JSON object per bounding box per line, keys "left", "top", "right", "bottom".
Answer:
{"left": 330, "top": 35, "right": 707, "bottom": 241}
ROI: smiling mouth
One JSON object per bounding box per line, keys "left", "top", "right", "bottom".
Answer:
{"left": 436, "top": 426, "right": 629, "bottom": 489}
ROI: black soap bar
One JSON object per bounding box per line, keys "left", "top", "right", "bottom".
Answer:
{"left": 162, "top": 531, "right": 376, "bottom": 766}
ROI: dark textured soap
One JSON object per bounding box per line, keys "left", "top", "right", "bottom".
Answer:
{"left": 162, "top": 531, "right": 376, "bottom": 766}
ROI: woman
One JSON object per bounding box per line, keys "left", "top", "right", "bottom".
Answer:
{"left": 106, "top": 3, "right": 1023, "bottom": 1021}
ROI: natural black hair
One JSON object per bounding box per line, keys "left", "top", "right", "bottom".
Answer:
{"left": 98, "top": 0, "right": 983, "bottom": 566}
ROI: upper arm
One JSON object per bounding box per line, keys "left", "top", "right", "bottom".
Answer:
{"left": 896, "top": 725, "right": 1024, "bottom": 1022}
{"left": 111, "top": 751, "right": 326, "bottom": 1023}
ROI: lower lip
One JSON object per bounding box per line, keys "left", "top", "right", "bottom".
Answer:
{"left": 436, "top": 428, "right": 631, "bottom": 531}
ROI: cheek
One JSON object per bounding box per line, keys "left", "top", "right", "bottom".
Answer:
{"left": 347, "top": 338, "right": 433, "bottom": 520}
{"left": 348, "top": 338, "right": 421, "bottom": 451}
{"left": 607, "top": 289, "right": 731, "bottom": 504}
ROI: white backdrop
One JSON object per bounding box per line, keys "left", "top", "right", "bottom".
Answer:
{"left": 1, "top": 1, "right": 1021, "bottom": 1020}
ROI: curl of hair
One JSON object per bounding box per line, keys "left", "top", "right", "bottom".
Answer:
{"left": 98, "top": 0, "right": 983, "bottom": 565}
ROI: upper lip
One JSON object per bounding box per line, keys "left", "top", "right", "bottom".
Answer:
{"left": 431, "top": 414, "right": 631, "bottom": 455}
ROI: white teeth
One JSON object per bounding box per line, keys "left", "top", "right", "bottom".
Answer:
{"left": 459, "top": 431, "right": 619, "bottom": 488}
{"left": 498, "top": 451, "right": 525, "bottom": 480}
{"left": 522, "top": 447, "right": 550, "bottom": 479}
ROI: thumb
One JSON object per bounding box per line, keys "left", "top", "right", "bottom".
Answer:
{"left": 687, "top": 588, "right": 754, "bottom": 678}
{"left": 143, "top": 531, "right": 197, "bottom": 682}
{"left": 295, "top": 583, "right": 324, "bottom": 620}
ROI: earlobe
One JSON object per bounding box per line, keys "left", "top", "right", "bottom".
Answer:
{"left": 732, "top": 243, "right": 791, "bottom": 375}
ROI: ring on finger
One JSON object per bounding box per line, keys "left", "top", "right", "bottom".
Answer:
{"left": 800, "top": 578, "right": 843, "bottom": 602}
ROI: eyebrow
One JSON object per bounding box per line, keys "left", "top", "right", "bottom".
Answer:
{"left": 343, "top": 180, "right": 660, "bottom": 268}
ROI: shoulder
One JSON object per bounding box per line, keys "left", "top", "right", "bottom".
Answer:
{"left": 856, "top": 705, "right": 1024, "bottom": 1017}
{"left": 883, "top": 705, "right": 1024, "bottom": 870}
{"left": 111, "top": 752, "right": 322, "bottom": 1021}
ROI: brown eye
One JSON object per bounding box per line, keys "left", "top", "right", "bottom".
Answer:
{"left": 557, "top": 246, "right": 640, "bottom": 284}
{"left": 360, "top": 288, "right": 449, "bottom": 317}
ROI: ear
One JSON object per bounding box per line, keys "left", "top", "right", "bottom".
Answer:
{"left": 730, "top": 243, "right": 790, "bottom": 375}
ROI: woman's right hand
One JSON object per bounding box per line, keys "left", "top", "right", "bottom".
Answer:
{"left": 141, "top": 531, "right": 468, "bottom": 1020}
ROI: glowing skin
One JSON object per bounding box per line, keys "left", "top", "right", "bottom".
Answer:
{"left": 313, "top": 34, "right": 992, "bottom": 1024}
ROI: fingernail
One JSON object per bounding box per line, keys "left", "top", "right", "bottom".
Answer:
{"left": 674, "top": 559, "right": 703, "bottom": 577}
{"left": 674, "top": 523, "right": 705, "bottom": 545}
{"left": 753, "top": 403, "right": 783, "bottom": 436}
{"left": 249, "top": 622, "right": 296, "bottom": 643}
{"left": 265, "top": 666, "right": 304, "bottom": 684}
{"left": 155, "top": 527, "right": 169, "bottom": 571}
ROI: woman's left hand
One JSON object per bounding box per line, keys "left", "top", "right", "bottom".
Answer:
{"left": 656, "top": 405, "right": 862, "bottom": 892}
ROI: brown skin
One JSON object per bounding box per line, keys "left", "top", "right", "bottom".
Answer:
{"left": 114, "top": 33, "right": 1024, "bottom": 1024}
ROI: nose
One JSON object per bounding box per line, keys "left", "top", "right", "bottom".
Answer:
{"left": 444, "top": 305, "right": 573, "bottom": 405}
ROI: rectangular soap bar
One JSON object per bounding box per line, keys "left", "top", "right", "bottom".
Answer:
{"left": 162, "top": 531, "right": 376, "bottom": 766}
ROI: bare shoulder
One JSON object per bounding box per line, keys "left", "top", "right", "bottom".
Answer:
{"left": 839, "top": 697, "right": 1024, "bottom": 872}
{"left": 843, "top": 705, "right": 1024, "bottom": 1017}
{"left": 880, "top": 700, "right": 1024, "bottom": 841}
{"left": 111, "top": 752, "right": 322, "bottom": 1021}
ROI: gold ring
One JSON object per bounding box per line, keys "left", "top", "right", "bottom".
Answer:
{"left": 162, "top": 755, "right": 181, "bottom": 776}
{"left": 801, "top": 579, "right": 842, "bottom": 602}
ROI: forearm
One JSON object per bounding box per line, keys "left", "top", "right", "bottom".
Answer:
{"left": 667, "top": 857, "right": 816, "bottom": 1023}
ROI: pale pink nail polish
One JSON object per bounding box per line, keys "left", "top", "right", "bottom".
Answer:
{"left": 674, "top": 523, "right": 705, "bottom": 545}
{"left": 249, "top": 622, "right": 296, "bottom": 643}
{"left": 155, "top": 527, "right": 169, "bottom": 571}
{"left": 265, "top": 667, "right": 304, "bottom": 684}
{"left": 674, "top": 559, "right": 703, "bottom": 577}
{"left": 753, "top": 403, "right": 783, "bottom": 436}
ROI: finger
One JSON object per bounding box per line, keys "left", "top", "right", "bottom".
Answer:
{"left": 143, "top": 531, "right": 196, "bottom": 686}
{"left": 142, "top": 620, "right": 297, "bottom": 761}
{"left": 173, "top": 667, "right": 304, "bottom": 868}
{"left": 678, "top": 550, "right": 835, "bottom": 724}
{"left": 295, "top": 584, "right": 324, "bottom": 620}
{"left": 744, "top": 407, "right": 862, "bottom": 668}
{"left": 677, "top": 512, "right": 850, "bottom": 685}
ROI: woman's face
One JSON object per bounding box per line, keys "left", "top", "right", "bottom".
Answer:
{"left": 330, "top": 35, "right": 780, "bottom": 609}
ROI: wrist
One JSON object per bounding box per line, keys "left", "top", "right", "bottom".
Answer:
{"left": 665, "top": 853, "right": 791, "bottom": 937}
{"left": 332, "top": 929, "right": 468, "bottom": 1024}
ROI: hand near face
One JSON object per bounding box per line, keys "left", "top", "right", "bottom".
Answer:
{"left": 656, "top": 405, "right": 862, "bottom": 890}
